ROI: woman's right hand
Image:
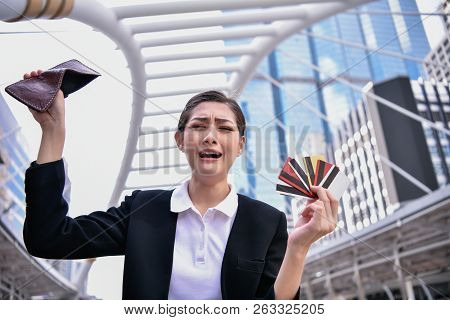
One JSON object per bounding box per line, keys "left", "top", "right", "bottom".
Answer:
{"left": 23, "top": 70, "right": 66, "bottom": 131}
{"left": 24, "top": 69, "right": 66, "bottom": 164}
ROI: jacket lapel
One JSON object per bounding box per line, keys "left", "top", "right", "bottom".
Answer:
{"left": 123, "top": 189, "right": 178, "bottom": 299}
{"left": 160, "top": 203, "right": 178, "bottom": 298}
{"left": 144, "top": 190, "right": 178, "bottom": 299}
{"left": 220, "top": 193, "right": 249, "bottom": 299}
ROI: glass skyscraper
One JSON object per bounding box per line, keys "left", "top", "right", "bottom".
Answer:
{"left": 0, "top": 94, "right": 30, "bottom": 242}
{"left": 230, "top": 0, "right": 431, "bottom": 225}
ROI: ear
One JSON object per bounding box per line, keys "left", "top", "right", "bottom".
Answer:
{"left": 174, "top": 131, "right": 184, "bottom": 152}
{"left": 238, "top": 135, "right": 246, "bottom": 156}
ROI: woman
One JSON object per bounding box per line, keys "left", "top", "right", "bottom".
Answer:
{"left": 23, "top": 69, "right": 338, "bottom": 300}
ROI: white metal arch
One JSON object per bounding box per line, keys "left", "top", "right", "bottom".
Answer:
{"left": 0, "top": 0, "right": 373, "bottom": 206}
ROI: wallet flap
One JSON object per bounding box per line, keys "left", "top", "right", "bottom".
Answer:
{"left": 4, "top": 59, "right": 100, "bottom": 112}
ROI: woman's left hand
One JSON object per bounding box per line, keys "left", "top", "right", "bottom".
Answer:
{"left": 287, "top": 186, "right": 339, "bottom": 252}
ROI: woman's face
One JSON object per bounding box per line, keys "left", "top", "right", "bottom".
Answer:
{"left": 175, "top": 101, "right": 245, "bottom": 182}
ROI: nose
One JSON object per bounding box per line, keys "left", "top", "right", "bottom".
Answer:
{"left": 202, "top": 127, "right": 218, "bottom": 145}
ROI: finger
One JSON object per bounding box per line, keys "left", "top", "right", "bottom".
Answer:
{"left": 315, "top": 200, "right": 329, "bottom": 230}
{"left": 23, "top": 73, "right": 30, "bottom": 79}
{"left": 310, "top": 186, "right": 332, "bottom": 221}
{"left": 308, "top": 204, "right": 327, "bottom": 237}
{"left": 311, "top": 202, "right": 336, "bottom": 235}
{"left": 30, "top": 71, "right": 37, "bottom": 77}
{"left": 302, "top": 203, "right": 324, "bottom": 220}
{"left": 310, "top": 185, "right": 328, "bottom": 201}
{"left": 325, "top": 189, "right": 339, "bottom": 220}
{"left": 301, "top": 203, "right": 316, "bottom": 217}
{"left": 321, "top": 190, "right": 338, "bottom": 232}
{"left": 37, "top": 69, "right": 43, "bottom": 75}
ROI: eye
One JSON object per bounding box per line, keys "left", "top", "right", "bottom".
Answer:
{"left": 220, "top": 127, "right": 233, "bottom": 131}
{"left": 190, "top": 124, "right": 206, "bottom": 129}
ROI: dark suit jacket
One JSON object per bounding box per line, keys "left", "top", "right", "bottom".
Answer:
{"left": 24, "top": 159, "right": 300, "bottom": 299}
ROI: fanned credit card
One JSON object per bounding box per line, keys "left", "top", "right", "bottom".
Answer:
{"left": 276, "top": 155, "right": 350, "bottom": 200}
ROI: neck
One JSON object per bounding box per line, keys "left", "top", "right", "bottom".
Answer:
{"left": 188, "top": 175, "right": 230, "bottom": 215}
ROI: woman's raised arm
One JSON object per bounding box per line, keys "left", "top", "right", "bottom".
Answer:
{"left": 24, "top": 157, "right": 141, "bottom": 259}
{"left": 22, "top": 70, "right": 140, "bottom": 260}
{"left": 23, "top": 70, "right": 65, "bottom": 164}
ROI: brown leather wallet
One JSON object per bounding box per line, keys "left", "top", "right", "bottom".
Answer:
{"left": 5, "top": 59, "right": 101, "bottom": 112}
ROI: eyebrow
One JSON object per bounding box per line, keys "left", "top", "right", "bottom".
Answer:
{"left": 190, "top": 117, "right": 234, "bottom": 124}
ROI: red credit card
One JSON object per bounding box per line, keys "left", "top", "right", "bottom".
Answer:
{"left": 276, "top": 155, "right": 350, "bottom": 201}
{"left": 279, "top": 158, "right": 314, "bottom": 197}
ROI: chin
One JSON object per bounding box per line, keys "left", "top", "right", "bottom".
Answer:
{"left": 198, "top": 168, "right": 223, "bottom": 178}
{"left": 193, "top": 165, "right": 226, "bottom": 180}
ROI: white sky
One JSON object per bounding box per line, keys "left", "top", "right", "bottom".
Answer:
{"left": 0, "top": 0, "right": 446, "bottom": 300}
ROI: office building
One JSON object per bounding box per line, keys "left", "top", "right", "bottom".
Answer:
{"left": 233, "top": 0, "right": 431, "bottom": 220}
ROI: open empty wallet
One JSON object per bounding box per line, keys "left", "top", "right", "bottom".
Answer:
{"left": 4, "top": 59, "right": 101, "bottom": 112}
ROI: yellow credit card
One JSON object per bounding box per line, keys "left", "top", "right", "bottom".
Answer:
{"left": 302, "top": 155, "right": 326, "bottom": 186}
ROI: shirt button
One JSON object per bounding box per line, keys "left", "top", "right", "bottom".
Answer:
{"left": 196, "top": 256, "right": 205, "bottom": 264}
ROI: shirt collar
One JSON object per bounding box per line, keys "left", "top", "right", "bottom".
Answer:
{"left": 170, "top": 179, "right": 238, "bottom": 218}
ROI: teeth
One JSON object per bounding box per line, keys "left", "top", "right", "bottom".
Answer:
{"left": 200, "top": 151, "right": 222, "bottom": 158}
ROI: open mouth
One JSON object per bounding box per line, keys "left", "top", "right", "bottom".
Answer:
{"left": 199, "top": 151, "right": 223, "bottom": 159}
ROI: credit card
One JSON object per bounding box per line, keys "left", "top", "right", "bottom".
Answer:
{"left": 286, "top": 157, "right": 311, "bottom": 193}
{"left": 276, "top": 154, "right": 349, "bottom": 201}
{"left": 276, "top": 183, "right": 313, "bottom": 198}
{"left": 302, "top": 155, "right": 325, "bottom": 186}
{"left": 314, "top": 160, "right": 334, "bottom": 186}
{"left": 278, "top": 170, "right": 314, "bottom": 197}
{"left": 322, "top": 170, "right": 350, "bottom": 200}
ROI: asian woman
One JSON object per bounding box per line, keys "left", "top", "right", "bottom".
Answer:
{"left": 23, "top": 69, "right": 338, "bottom": 300}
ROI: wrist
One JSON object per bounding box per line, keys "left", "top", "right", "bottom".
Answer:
{"left": 41, "top": 124, "right": 65, "bottom": 134}
{"left": 41, "top": 125, "right": 66, "bottom": 144}
{"left": 37, "top": 126, "right": 65, "bottom": 164}
{"left": 286, "top": 243, "right": 310, "bottom": 260}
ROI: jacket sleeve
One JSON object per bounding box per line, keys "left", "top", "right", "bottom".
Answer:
{"left": 23, "top": 158, "right": 140, "bottom": 260}
{"left": 255, "top": 210, "right": 301, "bottom": 300}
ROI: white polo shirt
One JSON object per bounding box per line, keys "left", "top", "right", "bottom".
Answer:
{"left": 168, "top": 179, "right": 238, "bottom": 300}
